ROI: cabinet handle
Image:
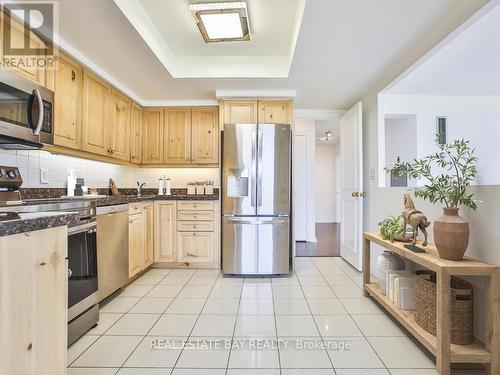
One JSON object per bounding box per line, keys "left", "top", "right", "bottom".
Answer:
{"left": 71, "top": 71, "right": 76, "bottom": 81}
{"left": 68, "top": 268, "right": 72, "bottom": 278}
{"left": 193, "top": 213, "right": 197, "bottom": 218}
{"left": 193, "top": 224, "right": 197, "bottom": 229}
{"left": 186, "top": 252, "right": 198, "bottom": 258}
{"left": 193, "top": 233, "right": 197, "bottom": 237}
{"left": 25, "top": 232, "right": 31, "bottom": 237}
{"left": 40, "top": 262, "right": 46, "bottom": 266}
{"left": 27, "top": 343, "right": 32, "bottom": 351}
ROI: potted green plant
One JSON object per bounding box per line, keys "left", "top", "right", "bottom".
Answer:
{"left": 378, "top": 215, "right": 413, "bottom": 242}
{"left": 389, "top": 138, "right": 478, "bottom": 261}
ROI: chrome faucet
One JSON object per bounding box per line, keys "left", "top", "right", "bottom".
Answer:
{"left": 136, "top": 182, "right": 146, "bottom": 197}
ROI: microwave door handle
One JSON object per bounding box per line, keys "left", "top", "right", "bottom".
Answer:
{"left": 32, "top": 89, "right": 44, "bottom": 136}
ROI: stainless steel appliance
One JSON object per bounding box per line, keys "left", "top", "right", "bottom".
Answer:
{"left": 222, "top": 123, "right": 292, "bottom": 275}
{"left": 0, "top": 189, "right": 99, "bottom": 346}
{"left": 97, "top": 204, "right": 129, "bottom": 301}
{"left": 0, "top": 70, "right": 54, "bottom": 149}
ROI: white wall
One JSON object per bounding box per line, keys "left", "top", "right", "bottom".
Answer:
{"left": 315, "top": 143, "right": 339, "bottom": 223}
{"left": 381, "top": 94, "right": 500, "bottom": 185}
{"left": 384, "top": 116, "right": 417, "bottom": 187}
{"left": 293, "top": 119, "right": 316, "bottom": 242}
{"left": 0, "top": 149, "right": 220, "bottom": 190}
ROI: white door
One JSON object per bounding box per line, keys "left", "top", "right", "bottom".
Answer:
{"left": 340, "top": 102, "right": 364, "bottom": 271}
{"left": 335, "top": 156, "right": 341, "bottom": 223}
{"left": 293, "top": 135, "right": 307, "bottom": 241}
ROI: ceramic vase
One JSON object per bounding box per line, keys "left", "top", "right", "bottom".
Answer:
{"left": 377, "top": 251, "right": 405, "bottom": 295}
{"left": 433, "top": 207, "right": 469, "bottom": 261}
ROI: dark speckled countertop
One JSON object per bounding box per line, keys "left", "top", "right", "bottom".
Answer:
{"left": 0, "top": 212, "right": 80, "bottom": 237}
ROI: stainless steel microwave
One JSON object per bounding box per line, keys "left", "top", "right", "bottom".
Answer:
{"left": 0, "top": 70, "right": 53, "bottom": 149}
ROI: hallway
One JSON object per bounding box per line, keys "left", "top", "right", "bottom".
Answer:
{"left": 296, "top": 223, "right": 340, "bottom": 257}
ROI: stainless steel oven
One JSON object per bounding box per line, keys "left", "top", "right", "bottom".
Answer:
{"left": 0, "top": 70, "right": 53, "bottom": 149}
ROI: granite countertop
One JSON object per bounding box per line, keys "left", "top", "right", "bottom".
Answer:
{"left": 0, "top": 212, "right": 80, "bottom": 237}
{"left": 95, "top": 193, "right": 219, "bottom": 207}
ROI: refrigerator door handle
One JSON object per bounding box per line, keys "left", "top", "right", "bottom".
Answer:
{"left": 251, "top": 130, "right": 257, "bottom": 207}
{"left": 257, "top": 130, "right": 263, "bottom": 207}
{"left": 225, "top": 218, "right": 286, "bottom": 225}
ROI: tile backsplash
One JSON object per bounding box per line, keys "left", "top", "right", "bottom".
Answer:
{"left": 0, "top": 150, "right": 220, "bottom": 190}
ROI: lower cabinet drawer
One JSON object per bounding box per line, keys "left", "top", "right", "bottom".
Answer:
{"left": 177, "top": 201, "right": 214, "bottom": 211}
{"left": 177, "top": 231, "right": 213, "bottom": 263}
{"left": 177, "top": 210, "right": 214, "bottom": 221}
{"left": 178, "top": 221, "right": 214, "bottom": 232}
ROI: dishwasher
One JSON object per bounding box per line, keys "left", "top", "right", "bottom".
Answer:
{"left": 97, "top": 204, "right": 129, "bottom": 301}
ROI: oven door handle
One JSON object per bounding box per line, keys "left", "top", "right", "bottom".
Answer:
{"left": 68, "top": 222, "right": 96, "bottom": 235}
{"left": 32, "top": 89, "right": 44, "bottom": 136}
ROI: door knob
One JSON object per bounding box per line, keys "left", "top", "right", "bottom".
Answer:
{"left": 361, "top": 192, "right": 367, "bottom": 197}
{"left": 352, "top": 192, "right": 359, "bottom": 198}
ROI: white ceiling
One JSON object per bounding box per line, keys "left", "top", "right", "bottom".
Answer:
{"left": 56, "top": 0, "right": 472, "bottom": 109}
{"left": 386, "top": 2, "right": 500, "bottom": 95}
{"left": 113, "top": 0, "right": 305, "bottom": 78}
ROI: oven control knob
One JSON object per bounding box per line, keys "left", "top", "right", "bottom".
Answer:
{"left": 6, "top": 170, "right": 16, "bottom": 178}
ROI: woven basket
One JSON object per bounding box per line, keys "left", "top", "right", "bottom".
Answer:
{"left": 414, "top": 270, "right": 474, "bottom": 345}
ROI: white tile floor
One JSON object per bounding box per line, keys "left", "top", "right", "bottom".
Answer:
{"left": 67, "top": 257, "right": 483, "bottom": 375}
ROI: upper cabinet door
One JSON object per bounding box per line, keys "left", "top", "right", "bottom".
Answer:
{"left": 142, "top": 109, "right": 163, "bottom": 164}
{"left": 130, "top": 103, "right": 142, "bottom": 163}
{"left": 82, "top": 70, "right": 110, "bottom": 156}
{"left": 53, "top": 53, "right": 83, "bottom": 150}
{"left": 222, "top": 100, "right": 258, "bottom": 125}
{"left": 0, "top": 14, "right": 47, "bottom": 87}
{"left": 164, "top": 108, "right": 191, "bottom": 164}
{"left": 191, "top": 107, "right": 219, "bottom": 164}
{"left": 109, "top": 89, "right": 131, "bottom": 161}
{"left": 258, "top": 100, "right": 292, "bottom": 124}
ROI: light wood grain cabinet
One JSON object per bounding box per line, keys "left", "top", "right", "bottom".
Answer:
{"left": 109, "top": 89, "right": 131, "bottom": 161}
{"left": 142, "top": 109, "right": 164, "bottom": 164}
{"left": 130, "top": 103, "right": 142, "bottom": 163}
{"left": 0, "top": 13, "right": 48, "bottom": 88}
{"left": 143, "top": 202, "right": 154, "bottom": 268}
{"left": 154, "top": 202, "right": 176, "bottom": 262}
{"left": 53, "top": 53, "right": 83, "bottom": 150}
{"left": 191, "top": 107, "right": 218, "bottom": 164}
{"left": 82, "top": 70, "right": 110, "bottom": 156}
{"left": 164, "top": 108, "right": 191, "bottom": 164}
{"left": 221, "top": 100, "right": 258, "bottom": 125}
{"left": 258, "top": 100, "right": 292, "bottom": 124}
{"left": 128, "top": 211, "right": 144, "bottom": 278}
{"left": 177, "top": 231, "right": 213, "bottom": 263}
{"left": 0, "top": 227, "right": 68, "bottom": 375}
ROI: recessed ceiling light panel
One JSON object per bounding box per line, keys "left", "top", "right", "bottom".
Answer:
{"left": 189, "top": 2, "right": 251, "bottom": 43}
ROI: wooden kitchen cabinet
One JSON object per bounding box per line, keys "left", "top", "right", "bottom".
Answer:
{"left": 154, "top": 202, "right": 176, "bottom": 262}
{"left": 258, "top": 100, "right": 292, "bottom": 124}
{"left": 109, "top": 89, "right": 131, "bottom": 161}
{"left": 142, "top": 109, "right": 164, "bottom": 164}
{"left": 0, "top": 227, "right": 68, "bottom": 375}
{"left": 191, "top": 107, "right": 218, "bottom": 164}
{"left": 221, "top": 100, "right": 258, "bottom": 125}
{"left": 130, "top": 103, "right": 142, "bottom": 163}
{"left": 164, "top": 108, "right": 191, "bottom": 164}
{"left": 128, "top": 211, "right": 144, "bottom": 278}
{"left": 143, "top": 202, "right": 154, "bottom": 268}
{"left": 53, "top": 53, "right": 83, "bottom": 150}
{"left": 82, "top": 69, "right": 110, "bottom": 156}
{"left": 177, "top": 231, "right": 213, "bottom": 263}
{"left": 0, "top": 12, "right": 48, "bottom": 88}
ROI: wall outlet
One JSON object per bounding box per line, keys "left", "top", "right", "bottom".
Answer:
{"left": 40, "top": 168, "right": 49, "bottom": 184}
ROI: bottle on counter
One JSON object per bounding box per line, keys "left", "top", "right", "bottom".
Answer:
{"left": 158, "top": 178, "right": 164, "bottom": 195}
{"left": 164, "top": 175, "right": 171, "bottom": 196}
{"left": 67, "top": 169, "right": 76, "bottom": 197}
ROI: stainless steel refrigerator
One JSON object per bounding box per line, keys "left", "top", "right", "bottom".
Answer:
{"left": 222, "top": 123, "right": 292, "bottom": 275}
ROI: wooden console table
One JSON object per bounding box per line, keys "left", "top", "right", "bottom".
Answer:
{"left": 363, "top": 232, "right": 500, "bottom": 375}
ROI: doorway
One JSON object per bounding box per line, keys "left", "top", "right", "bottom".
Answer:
{"left": 294, "top": 118, "right": 341, "bottom": 257}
